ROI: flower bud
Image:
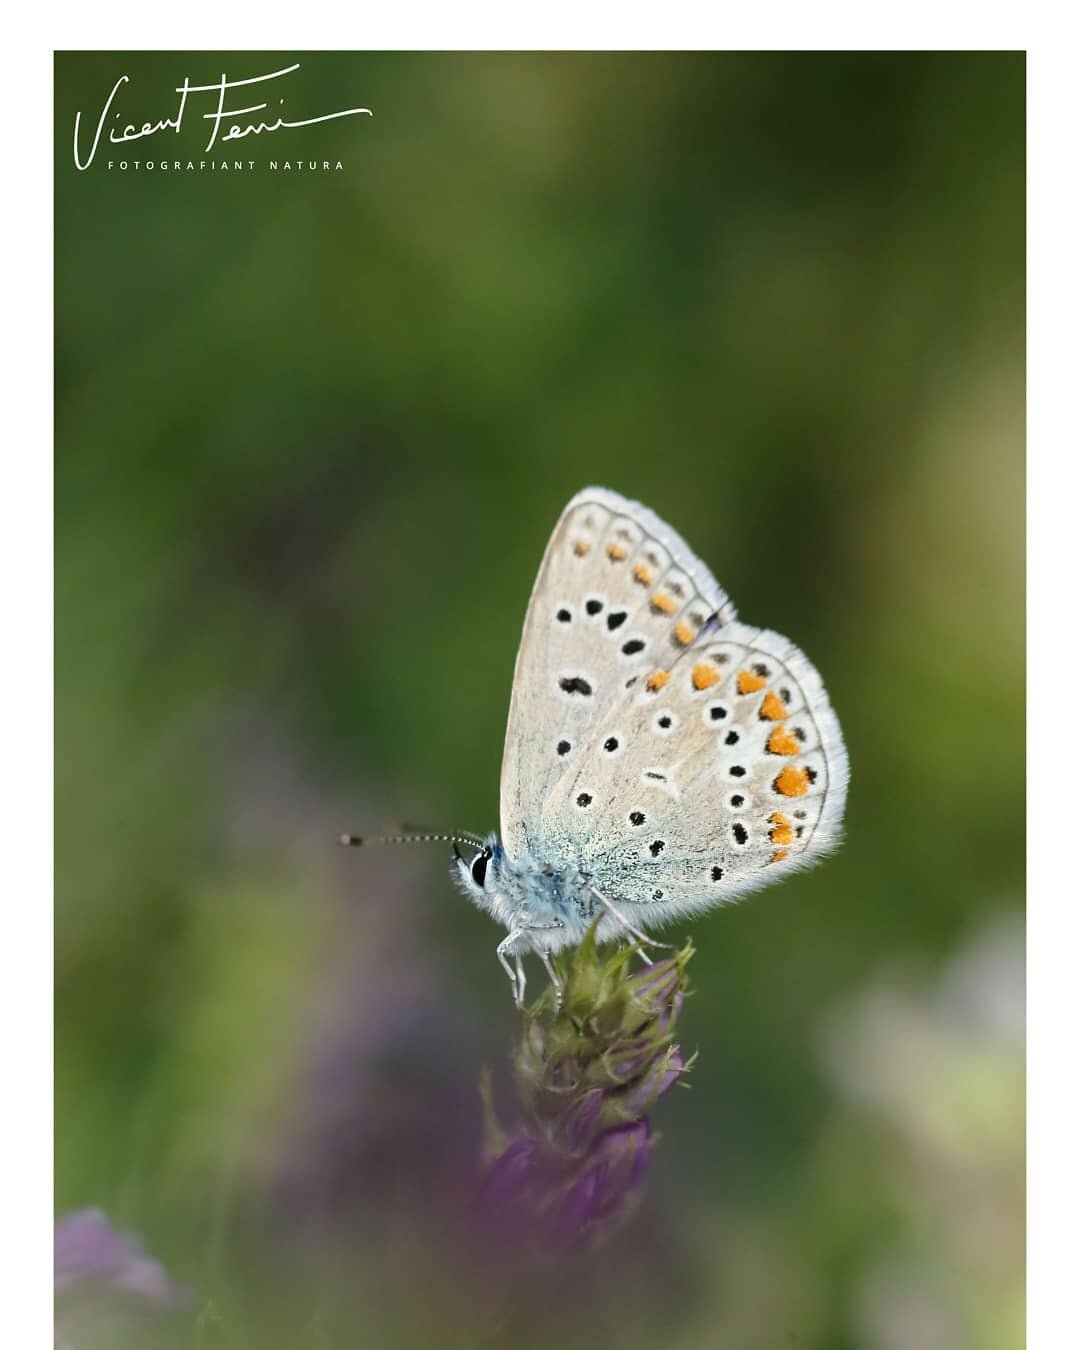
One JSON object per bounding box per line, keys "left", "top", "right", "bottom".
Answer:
{"left": 479, "top": 927, "right": 693, "bottom": 1253}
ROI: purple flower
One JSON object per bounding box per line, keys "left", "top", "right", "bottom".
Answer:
{"left": 625, "top": 959, "right": 682, "bottom": 1006}
{"left": 55, "top": 1209, "right": 190, "bottom": 1348}
{"left": 626, "top": 1046, "right": 687, "bottom": 1114}
{"left": 476, "top": 1135, "right": 538, "bottom": 1208}
{"left": 478, "top": 929, "right": 693, "bottom": 1253}
{"left": 553, "top": 1121, "right": 654, "bottom": 1238}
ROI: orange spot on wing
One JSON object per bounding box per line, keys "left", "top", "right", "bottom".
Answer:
{"left": 737, "top": 670, "right": 767, "bottom": 695}
{"left": 646, "top": 670, "right": 671, "bottom": 692}
{"left": 760, "top": 691, "right": 786, "bottom": 720}
{"left": 606, "top": 542, "right": 628, "bottom": 560}
{"left": 651, "top": 592, "right": 678, "bottom": 615}
{"left": 572, "top": 540, "right": 590, "bottom": 557}
{"left": 769, "top": 812, "right": 795, "bottom": 846}
{"left": 691, "top": 663, "right": 720, "bottom": 690}
{"left": 771, "top": 849, "right": 790, "bottom": 863}
{"left": 768, "top": 726, "right": 801, "bottom": 756}
{"left": 633, "top": 563, "right": 653, "bottom": 585}
{"left": 673, "top": 620, "right": 696, "bottom": 646}
{"left": 773, "top": 765, "right": 810, "bottom": 798}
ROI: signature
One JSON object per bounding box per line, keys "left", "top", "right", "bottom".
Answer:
{"left": 73, "top": 62, "right": 372, "bottom": 170}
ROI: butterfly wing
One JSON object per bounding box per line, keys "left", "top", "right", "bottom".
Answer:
{"left": 499, "top": 487, "right": 848, "bottom": 922}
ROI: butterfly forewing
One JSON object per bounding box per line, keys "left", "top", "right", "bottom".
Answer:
{"left": 499, "top": 488, "right": 848, "bottom": 921}
{"left": 499, "top": 495, "right": 643, "bottom": 857}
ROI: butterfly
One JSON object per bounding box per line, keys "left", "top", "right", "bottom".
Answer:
{"left": 344, "top": 487, "right": 848, "bottom": 1003}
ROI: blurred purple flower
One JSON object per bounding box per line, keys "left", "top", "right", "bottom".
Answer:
{"left": 55, "top": 1209, "right": 190, "bottom": 1348}
{"left": 213, "top": 721, "right": 488, "bottom": 1253}
{"left": 476, "top": 1135, "right": 539, "bottom": 1209}
{"left": 478, "top": 930, "right": 693, "bottom": 1253}
{"left": 552, "top": 1120, "right": 654, "bottom": 1238}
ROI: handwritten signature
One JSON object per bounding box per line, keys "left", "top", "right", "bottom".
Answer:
{"left": 73, "top": 62, "right": 372, "bottom": 170}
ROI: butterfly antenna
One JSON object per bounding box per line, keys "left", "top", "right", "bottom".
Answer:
{"left": 338, "top": 825, "right": 487, "bottom": 852}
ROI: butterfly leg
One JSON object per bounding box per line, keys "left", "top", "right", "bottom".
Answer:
{"left": 514, "top": 952, "right": 527, "bottom": 1007}
{"left": 588, "top": 886, "right": 673, "bottom": 952}
{"left": 521, "top": 921, "right": 566, "bottom": 1007}
{"left": 499, "top": 922, "right": 566, "bottom": 1006}
{"left": 497, "top": 931, "right": 526, "bottom": 1005}
{"left": 534, "top": 948, "right": 564, "bottom": 1008}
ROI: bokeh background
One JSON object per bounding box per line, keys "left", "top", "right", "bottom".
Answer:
{"left": 55, "top": 51, "right": 1025, "bottom": 1350}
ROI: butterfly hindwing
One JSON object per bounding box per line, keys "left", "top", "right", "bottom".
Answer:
{"left": 498, "top": 488, "right": 848, "bottom": 923}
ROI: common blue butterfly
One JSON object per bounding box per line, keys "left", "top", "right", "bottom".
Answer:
{"left": 345, "top": 487, "right": 848, "bottom": 1003}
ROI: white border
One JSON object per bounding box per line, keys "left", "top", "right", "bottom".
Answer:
{"left": 6, "top": 38, "right": 53, "bottom": 1350}
{"left": 1027, "top": 41, "right": 1076, "bottom": 1350}
{"left": 44, "top": 2, "right": 1029, "bottom": 50}
{"left": 7, "top": 27, "right": 1057, "bottom": 1350}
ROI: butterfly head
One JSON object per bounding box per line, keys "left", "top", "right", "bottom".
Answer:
{"left": 453, "top": 837, "right": 526, "bottom": 923}
{"left": 452, "top": 836, "right": 505, "bottom": 910}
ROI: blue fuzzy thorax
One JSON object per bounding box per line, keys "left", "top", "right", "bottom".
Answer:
{"left": 451, "top": 833, "right": 606, "bottom": 955}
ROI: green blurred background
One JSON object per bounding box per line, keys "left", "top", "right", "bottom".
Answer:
{"left": 55, "top": 51, "right": 1024, "bottom": 1350}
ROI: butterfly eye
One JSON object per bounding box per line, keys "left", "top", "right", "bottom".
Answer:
{"left": 471, "top": 849, "right": 491, "bottom": 887}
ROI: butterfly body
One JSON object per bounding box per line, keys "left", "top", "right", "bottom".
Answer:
{"left": 446, "top": 486, "right": 850, "bottom": 999}
{"left": 452, "top": 834, "right": 634, "bottom": 955}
